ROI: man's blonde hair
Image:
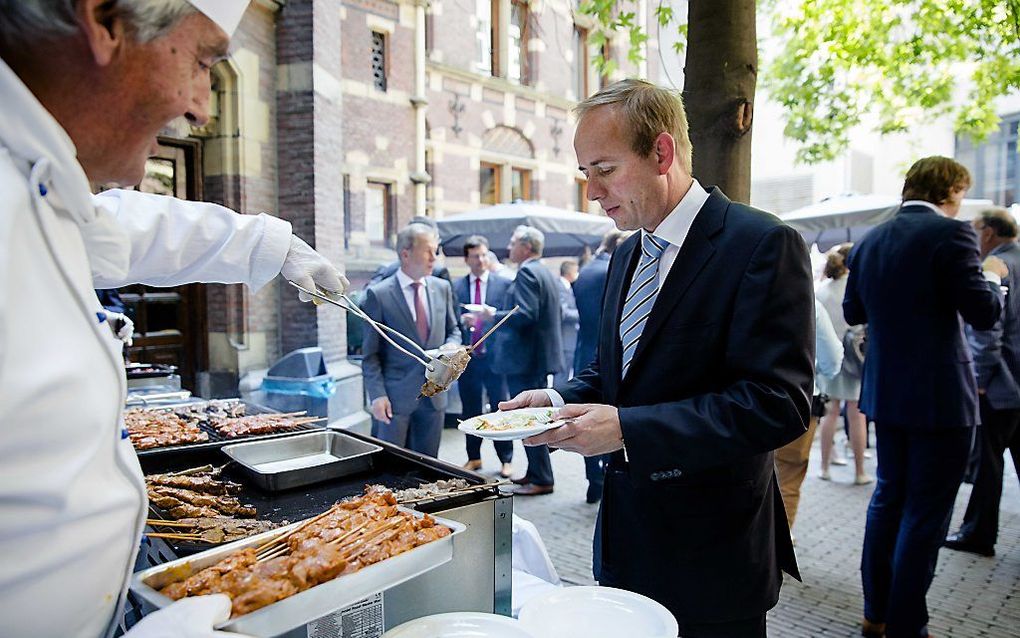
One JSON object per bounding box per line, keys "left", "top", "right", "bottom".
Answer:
{"left": 573, "top": 79, "right": 693, "bottom": 174}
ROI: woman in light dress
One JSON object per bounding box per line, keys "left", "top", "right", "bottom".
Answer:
{"left": 815, "top": 244, "right": 873, "bottom": 485}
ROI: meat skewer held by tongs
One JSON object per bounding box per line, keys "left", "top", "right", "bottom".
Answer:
{"left": 419, "top": 305, "right": 520, "bottom": 397}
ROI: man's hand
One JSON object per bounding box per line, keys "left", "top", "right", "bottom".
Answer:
{"left": 461, "top": 312, "right": 477, "bottom": 326}
{"left": 371, "top": 396, "right": 393, "bottom": 424}
{"left": 984, "top": 255, "right": 1009, "bottom": 279}
{"left": 499, "top": 390, "right": 553, "bottom": 411}
{"left": 524, "top": 403, "right": 624, "bottom": 456}
{"left": 281, "top": 235, "right": 350, "bottom": 302}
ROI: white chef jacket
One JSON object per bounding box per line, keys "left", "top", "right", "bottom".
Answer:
{"left": 0, "top": 58, "right": 292, "bottom": 637}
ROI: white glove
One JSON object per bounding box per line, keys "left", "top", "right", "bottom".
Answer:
{"left": 280, "top": 235, "right": 350, "bottom": 302}
{"left": 105, "top": 311, "right": 135, "bottom": 346}
{"left": 124, "top": 594, "right": 253, "bottom": 638}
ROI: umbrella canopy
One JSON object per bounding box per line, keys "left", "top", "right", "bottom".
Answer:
{"left": 436, "top": 202, "right": 616, "bottom": 258}
{"left": 781, "top": 194, "right": 995, "bottom": 251}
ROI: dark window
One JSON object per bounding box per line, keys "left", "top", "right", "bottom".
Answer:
{"left": 366, "top": 181, "right": 395, "bottom": 245}
{"left": 511, "top": 167, "right": 531, "bottom": 201}
{"left": 509, "top": 0, "right": 530, "bottom": 84}
{"left": 576, "top": 178, "right": 588, "bottom": 212}
{"left": 574, "top": 26, "right": 590, "bottom": 99}
{"left": 371, "top": 31, "right": 387, "bottom": 92}
{"left": 957, "top": 112, "right": 1020, "bottom": 207}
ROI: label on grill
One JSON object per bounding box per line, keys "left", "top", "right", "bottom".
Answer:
{"left": 306, "top": 593, "right": 384, "bottom": 638}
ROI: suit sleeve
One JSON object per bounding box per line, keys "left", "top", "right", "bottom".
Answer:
{"left": 938, "top": 223, "right": 1002, "bottom": 331}
{"left": 969, "top": 286, "right": 1007, "bottom": 389}
{"left": 360, "top": 288, "right": 387, "bottom": 402}
{"left": 494, "top": 266, "right": 541, "bottom": 328}
{"left": 560, "top": 287, "right": 580, "bottom": 325}
{"left": 443, "top": 282, "right": 462, "bottom": 347}
{"left": 842, "top": 246, "right": 867, "bottom": 327}
{"left": 618, "top": 225, "right": 814, "bottom": 474}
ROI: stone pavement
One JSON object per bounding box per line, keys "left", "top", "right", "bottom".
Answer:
{"left": 438, "top": 427, "right": 1020, "bottom": 637}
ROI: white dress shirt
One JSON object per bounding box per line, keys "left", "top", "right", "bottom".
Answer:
{"left": 469, "top": 270, "right": 490, "bottom": 305}
{"left": 396, "top": 267, "right": 431, "bottom": 329}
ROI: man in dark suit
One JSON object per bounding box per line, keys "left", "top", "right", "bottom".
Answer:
{"left": 572, "top": 229, "right": 628, "bottom": 504}
{"left": 844, "top": 157, "right": 1004, "bottom": 638}
{"left": 945, "top": 207, "right": 1020, "bottom": 558}
{"left": 503, "top": 79, "right": 813, "bottom": 636}
{"left": 553, "top": 260, "right": 580, "bottom": 387}
{"left": 362, "top": 223, "right": 461, "bottom": 457}
{"left": 473, "top": 225, "right": 563, "bottom": 495}
{"left": 454, "top": 235, "right": 514, "bottom": 477}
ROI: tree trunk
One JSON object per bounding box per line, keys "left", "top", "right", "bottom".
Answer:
{"left": 683, "top": 0, "right": 757, "bottom": 204}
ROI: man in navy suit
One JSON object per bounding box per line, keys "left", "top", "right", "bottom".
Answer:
{"left": 844, "top": 157, "right": 1004, "bottom": 638}
{"left": 473, "top": 225, "right": 563, "bottom": 495}
{"left": 571, "top": 229, "right": 628, "bottom": 503}
{"left": 503, "top": 80, "right": 813, "bottom": 636}
{"left": 945, "top": 207, "right": 1020, "bottom": 558}
{"left": 362, "top": 223, "right": 462, "bottom": 457}
{"left": 454, "top": 235, "right": 514, "bottom": 477}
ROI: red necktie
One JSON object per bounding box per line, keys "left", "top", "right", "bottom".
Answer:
{"left": 411, "top": 282, "right": 429, "bottom": 343}
{"left": 472, "top": 277, "right": 484, "bottom": 354}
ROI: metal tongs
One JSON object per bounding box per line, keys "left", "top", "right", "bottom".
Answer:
{"left": 286, "top": 281, "right": 517, "bottom": 379}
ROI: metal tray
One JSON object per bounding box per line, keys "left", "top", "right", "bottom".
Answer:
{"left": 131, "top": 509, "right": 466, "bottom": 637}
{"left": 222, "top": 430, "right": 383, "bottom": 491}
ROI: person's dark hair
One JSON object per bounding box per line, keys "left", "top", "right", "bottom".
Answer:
{"left": 901, "top": 156, "right": 971, "bottom": 205}
{"left": 823, "top": 243, "right": 852, "bottom": 280}
{"left": 462, "top": 235, "right": 489, "bottom": 256}
{"left": 977, "top": 208, "right": 1018, "bottom": 239}
{"left": 598, "top": 229, "right": 631, "bottom": 256}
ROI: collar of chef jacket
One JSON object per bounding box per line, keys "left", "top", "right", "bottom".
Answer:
{"left": 0, "top": 58, "right": 132, "bottom": 280}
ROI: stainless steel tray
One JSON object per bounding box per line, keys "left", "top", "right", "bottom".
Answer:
{"left": 131, "top": 508, "right": 466, "bottom": 637}
{"left": 222, "top": 430, "right": 383, "bottom": 491}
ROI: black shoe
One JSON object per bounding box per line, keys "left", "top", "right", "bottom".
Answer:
{"left": 943, "top": 533, "right": 995, "bottom": 557}
{"left": 511, "top": 476, "right": 531, "bottom": 486}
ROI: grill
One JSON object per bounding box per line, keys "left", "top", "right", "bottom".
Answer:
{"left": 121, "top": 431, "right": 512, "bottom": 635}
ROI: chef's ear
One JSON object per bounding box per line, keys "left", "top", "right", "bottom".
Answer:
{"left": 76, "top": 0, "right": 128, "bottom": 67}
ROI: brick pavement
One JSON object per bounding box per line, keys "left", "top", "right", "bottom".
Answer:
{"left": 438, "top": 428, "right": 1020, "bottom": 637}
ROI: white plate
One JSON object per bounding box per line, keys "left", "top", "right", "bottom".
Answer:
{"left": 457, "top": 407, "right": 566, "bottom": 441}
{"left": 384, "top": 612, "right": 535, "bottom": 637}
{"left": 518, "top": 586, "right": 679, "bottom": 638}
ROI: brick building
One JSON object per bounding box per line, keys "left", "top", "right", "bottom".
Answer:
{"left": 129, "top": 0, "right": 658, "bottom": 423}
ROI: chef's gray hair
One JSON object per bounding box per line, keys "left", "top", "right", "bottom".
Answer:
{"left": 0, "top": 0, "right": 196, "bottom": 48}
{"left": 397, "top": 223, "right": 439, "bottom": 253}
{"left": 513, "top": 225, "right": 544, "bottom": 256}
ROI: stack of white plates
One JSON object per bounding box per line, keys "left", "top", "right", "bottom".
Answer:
{"left": 383, "top": 612, "right": 536, "bottom": 637}
{"left": 518, "top": 586, "right": 679, "bottom": 638}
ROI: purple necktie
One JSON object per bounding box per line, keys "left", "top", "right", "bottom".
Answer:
{"left": 411, "top": 282, "right": 429, "bottom": 343}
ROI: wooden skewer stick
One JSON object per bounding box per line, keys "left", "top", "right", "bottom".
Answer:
{"left": 467, "top": 305, "right": 519, "bottom": 353}
{"left": 325, "top": 519, "right": 372, "bottom": 549}
{"left": 345, "top": 527, "right": 401, "bottom": 561}
{"left": 147, "top": 532, "right": 203, "bottom": 541}
{"left": 337, "top": 517, "right": 405, "bottom": 558}
{"left": 146, "top": 519, "right": 195, "bottom": 528}
{"left": 253, "top": 505, "right": 339, "bottom": 555}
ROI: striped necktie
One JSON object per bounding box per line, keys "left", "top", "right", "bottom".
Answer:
{"left": 619, "top": 233, "right": 666, "bottom": 377}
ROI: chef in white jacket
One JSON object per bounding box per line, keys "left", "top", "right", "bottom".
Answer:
{"left": 0, "top": 1, "right": 347, "bottom": 636}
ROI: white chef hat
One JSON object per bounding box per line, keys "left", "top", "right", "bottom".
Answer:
{"left": 187, "top": 0, "right": 250, "bottom": 37}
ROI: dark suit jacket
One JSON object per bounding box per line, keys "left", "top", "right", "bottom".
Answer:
{"left": 968, "top": 241, "right": 1020, "bottom": 410}
{"left": 558, "top": 278, "right": 580, "bottom": 354}
{"left": 452, "top": 272, "right": 513, "bottom": 352}
{"left": 572, "top": 253, "right": 610, "bottom": 373}
{"left": 490, "top": 258, "right": 564, "bottom": 377}
{"left": 556, "top": 188, "right": 813, "bottom": 624}
{"left": 361, "top": 274, "right": 461, "bottom": 414}
{"left": 843, "top": 204, "right": 1002, "bottom": 428}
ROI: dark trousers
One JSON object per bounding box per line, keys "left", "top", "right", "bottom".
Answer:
{"left": 957, "top": 395, "right": 1020, "bottom": 546}
{"left": 459, "top": 354, "right": 513, "bottom": 464}
{"left": 506, "top": 372, "right": 554, "bottom": 486}
{"left": 372, "top": 400, "right": 444, "bottom": 458}
{"left": 678, "top": 615, "right": 766, "bottom": 638}
{"left": 861, "top": 423, "right": 971, "bottom": 638}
